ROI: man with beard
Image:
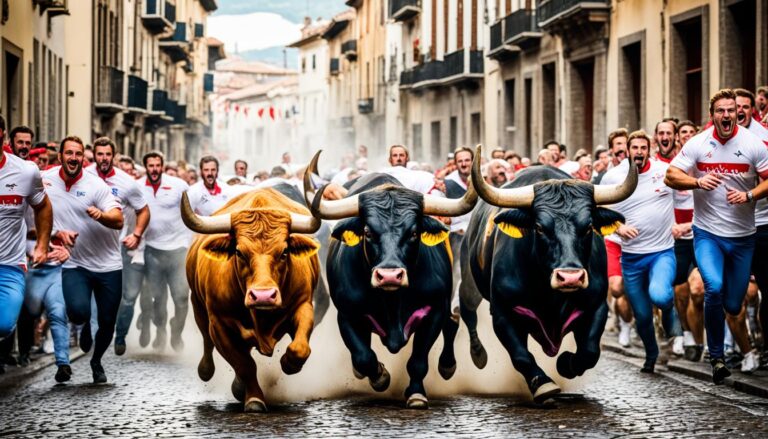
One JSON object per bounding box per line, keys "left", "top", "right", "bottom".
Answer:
{"left": 444, "top": 147, "right": 473, "bottom": 321}
{"left": 381, "top": 145, "right": 438, "bottom": 194}
{"left": 43, "top": 136, "right": 123, "bottom": 383}
{"left": 86, "top": 137, "right": 150, "bottom": 356}
{"left": 666, "top": 89, "right": 768, "bottom": 384}
{"left": 755, "top": 86, "right": 767, "bottom": 125}
{"left": 234, "top": 159, "right": 248, "bottom": 178}
{"left": 140, "top": 151, "right": 191, "bottom": 352}
{"left": 8, "top": 126, "right": 34, "bottom": 161}
{"left": 187, "top": 156, "right": 230, "bottom": 216}
{"left": 655, "top": 120, "right": 677, "bottom": 162}
{"left": 0, "top": 121, "right": 52, "bottom": 375}
{"left": 734, "top": 88, "right": 768, "bottom": 371}
{"left": 602, "top": 130, "right": 677, "bottom": 373}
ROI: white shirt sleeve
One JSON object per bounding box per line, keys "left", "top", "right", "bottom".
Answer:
{"left": 670, "top": 142, "right": 696, "bottom": 172}
{"left": 27, "top": 166, "right": 46, "bottom": 206}
{"left": 126, "top": 179, "right": 148, "bottom": 211}
{"left": 753, "top": 139, "right": 768, "bottom": 178}
{"left": 94, "top": 180, "right": 121, "bottom": 212}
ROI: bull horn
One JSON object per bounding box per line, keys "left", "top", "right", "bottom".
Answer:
{"left": 180, "top": 192, "right": 232, "bottom": 234}
{"left": 303, "top": 150, "right": 322, "bottom": 206}
{"left": 471, "top": 145, "right": 534, "bottom": 208}
{"left": 289, "top": 212, "right": 321, "bottom": 234}
{"left": 423, "top": 174, "right": 478, "bottom": 216}
{"left": 593, "top": 159, "right": 638, "bottom": 205}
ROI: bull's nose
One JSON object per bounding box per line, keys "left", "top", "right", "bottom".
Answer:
{"left": 246, "top": 288, "right": 279, "bottom": 308}
{"left": 372, "top": 268, "right": 408, "bottom": 289}
{"left": 551, "top": 269, "right": 588, "bottom": 291}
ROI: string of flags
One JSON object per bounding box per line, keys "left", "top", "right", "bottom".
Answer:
{"left": 219, "top": 102, "right": 299, "bottom": 121}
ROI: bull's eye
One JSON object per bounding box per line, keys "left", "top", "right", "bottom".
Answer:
{"left": 280, "top": 249, "right": 289, "bottom": 260}
{"left": 235, "top": 249, "right": 245, "bottom": 259}
{"left": 535, "top": 224, "right": 545, "bottom": 235}
{"left": 410, "top": 231, "right": 418, "bottom": 241}
{"left": 364, "top": 226, "right": 372, "bottom": 239}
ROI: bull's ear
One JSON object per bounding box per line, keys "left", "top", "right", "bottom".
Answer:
{"left": 288, "top": 234, "right": 320, "bottom": 259}
{"left": 202, "top": 235, "right": 234, "bottom": 261}
{"left": 420, "top": 216, "right": 450, "bottom": 246}
{"left": 493, "top": 209, "right": 534, "bottom": 239}
{"left": 593, "top": 207, "right": 625, "bottom": 236}
{"left": 331, "top": 218, "right": 364, "bottom": 247}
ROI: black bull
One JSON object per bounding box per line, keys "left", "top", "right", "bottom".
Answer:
{"left": 303, "top": 153, "right": 478, "bottom": 409}
{"left": 460, "top": 157, "right": 637, "bottom": 403}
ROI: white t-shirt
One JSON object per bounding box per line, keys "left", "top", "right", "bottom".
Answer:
{"left": 743, "top": 120, "right": 768, "bottom": 226}
{"left": 380, "top": 166, "right": 438, "bottom": 195}
{"left": 142, "top": 174, "right": 191, "bottom": 251}
{"left": 670, "top": 125, "right": 768, "bottom": 237}
{"left": 444, "top": 170, "right": 471, "bottom": 233}
{"left": 0, "top": 153, "right": 46, "bottom": 269}
{"left": 655, "top": 155, "right": 694, "bottom": 240}
{"left": 558, "top": 160, "right": 579, "bottom": 175}
{"left": 187, "top": 180, "right": 231, "bottom": 216}
{"left": 43, "top": 167, "right": 122, "bottom": 272}
{"left": 602, "top": 159, "right": 675, "bottom": 254}
{"left": 86, "top": 165, "right": 147, "bottom": 237}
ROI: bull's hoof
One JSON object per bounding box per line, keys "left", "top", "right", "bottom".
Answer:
{"left": 352, "top": 367, "right": 365, "bottom": 379}
{"left": 405, "top": 393, "right": 429, "bottom": 409}
{"left": 556, "top": 352, "right": 578, "bottom": 379}
{"left": 370, "top": 362, "right": 391, "bottom": 392}
{"left": 197, "top": 357, "right": 215, "bottom": 382}
{"left": 280, "top": 354, "right": 304, "bottom": 375}
{"left": 532, "top": 380, "right": 561, "bottom": 404}
{"left": 244, "top": 397, "right": 267, "bottom": 413}
{"left": 231, "top": 376, "right": 245, "bottom": 402}
{"left": 438, "top": 362, "right": 457, "bottom": 380}
{"left": 470, "top": 341, "right": 488, "bottom": 369}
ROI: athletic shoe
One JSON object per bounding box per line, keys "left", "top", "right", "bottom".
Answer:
{"left": 55, "top": 365, "right": 72, "bottom": 383}
{"left": 80, "top": 323, "right": 93, "bottom": 353}
{"left": 741, "top": 350, "right": 759, "bottom": 374}
{"left": 711, "top": 358, "right": 731, "bottom": 385}
{"left": 114, "top": 338, "right": 126, "bottom": 356}
{"left": 683, "top": 331, "right": 696, "bottom": 347}
{"left": 640, "top": 358, "right": 655, "bottom": 374}
{"left": 618, "top": 319, "right": 632, "bottom": 348}
{"left": 672, "top": 336, "right": 684, "bottom": 356}
{"left": 91, "top": 361, "right": 107, "bottom": 384}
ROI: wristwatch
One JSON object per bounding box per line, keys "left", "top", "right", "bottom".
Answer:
{"left": 747, "top": 191, "right": 754, "bottom": 202}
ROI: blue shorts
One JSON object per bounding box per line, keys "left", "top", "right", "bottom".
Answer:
{"left": 0, "top": 265, "right": 26, "bottom": 338}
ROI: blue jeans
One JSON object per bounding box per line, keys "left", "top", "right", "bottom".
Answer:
{"left": 62, "top": 268, "right": 122, "bottom": 364}
{"left": 621, "top": 249, "right": 677, "bottom": 361}
{"left": 0, "top": 265, "right": 25, "bottom": 338}
{"left": 115, "top": 247, "right": 150, "bottom": 341}
{"left": 692, "top": 225, "right": 756, "bottom": 360}
{"left": 25, "top": 265, "right": 70, "bottom": 366}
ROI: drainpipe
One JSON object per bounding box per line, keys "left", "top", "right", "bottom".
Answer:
{"left": 661, "top": 0, "right": 667, "bottom": 117}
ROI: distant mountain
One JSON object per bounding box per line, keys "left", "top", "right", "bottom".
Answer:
{"left": 216, "top": 0, "right": 348, "bottom": 23}
{"left": 238, "top": 46, "right": 299, "bottom": 70}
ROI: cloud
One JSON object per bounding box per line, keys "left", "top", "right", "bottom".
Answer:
{"left": 208, "top": 12, "right": 302, "bottom": 53}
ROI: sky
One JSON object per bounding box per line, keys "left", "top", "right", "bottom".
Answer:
{"left": 209, "top": 0, "right": 342, "bottom": 55}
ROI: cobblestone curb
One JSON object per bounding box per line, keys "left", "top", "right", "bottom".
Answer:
{"left": 0, "top": 350, "right": 85, "bottom": 390}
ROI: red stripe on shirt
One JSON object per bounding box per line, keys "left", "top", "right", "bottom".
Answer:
{"left": 0, "top": 195, "right": 23, "bottom": 205}
{"left": 674, "top": 208, "right": 693, "bottom": 224}
{"left": 696, "top": 162, "right": 750, "bottom": 174}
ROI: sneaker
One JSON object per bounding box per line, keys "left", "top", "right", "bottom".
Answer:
{"left": 683, "top": 331, "right": 696, "bottom": 347}
{"left": 80, "top": 323, "right": 93, "bottom": 353}
{"left": 114, "top": 338, "right": 126, "bottom": 356}
{"left": 55, "top": 365, "right": 72, "bottom": 383}
{"left": 711, "top": 358, "right": 731, "bottom": 385}
{"left": 91, "top": 361, "right": 107, "bottom": 384}
{"left": 618, "top": 319, "right": 632, "bottom": 348}
{"left": 640, "top": 358, "right": 656, "bottom": 374}
{"left": 741, "top": 350, "right": 759, "bottom": 374}
{"left": 672, "top": 336, "right": 684, "bottom": 356}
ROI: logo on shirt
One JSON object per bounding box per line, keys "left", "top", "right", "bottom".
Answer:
{"left": 76, "top": 191, "right": 86, "bottom": 197}
{"left": 5, "top": 183, "right": 17, "bottom": 191}
{"left": 112, "top": 188, "right": 119, "bottom": 197}
{"left": 0, "top": 195, "right": 23, "bottom": 205}
{"left": 734, "top": 150, "right": 744, "bottom": 158}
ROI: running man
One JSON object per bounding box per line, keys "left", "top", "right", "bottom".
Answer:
{"left": 603, "top": 130, "right": 677, "bottom": 373}
{"left": 86, "top": 137, "right": 150, "bottom": 356}
{"left": 187, "top": 155, "right": 230, "bottom": 216}
{"left": 666, "top": 88, "right": 768, "bottom": 384}
{"left": 44, "top": 136, "right": 123, "bottom": 383}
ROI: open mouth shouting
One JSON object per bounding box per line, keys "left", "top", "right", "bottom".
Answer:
{"left": 720, "top": 118, "right": 733, "bottom": 133}
{"left": 737, "top": 112, "right": 746, "bottom": 124}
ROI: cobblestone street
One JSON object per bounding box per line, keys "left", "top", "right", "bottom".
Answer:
{"left": 2, "top": 337, "right": 767, "bottom": 437}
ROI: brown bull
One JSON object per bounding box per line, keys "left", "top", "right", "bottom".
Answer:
{"left": 182, "top": 188, "right": 322, "bottom": 413}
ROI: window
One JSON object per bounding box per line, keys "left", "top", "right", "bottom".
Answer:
{"left": 619, "top": 40, "right": 642, "bottom": 131}
{"left": 504, "top": 79, "right": 515, "bottom": 128}
{"left": 541, "top": 62, "right": 556, "bottom": 143}
{"left": 431, "top": 121, "right": 441, "bottom": 162}
{"left": 412, "top": 123, "right": 423, "bottom": 160}
{"left": 312, "top": 54, "right": 316, "bottom": 71}
{"left": 525, "top": 77, "right": 533, "bottom": 153}
{"left": 450, "top": 116, "right": 458, "bottom": 150}
{"left": 470, "top": 113, "right": 481, "bottom": 145}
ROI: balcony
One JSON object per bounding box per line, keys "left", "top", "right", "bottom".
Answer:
{"left": 358, "top": 98, "right": 373, "bottom": 114}
{"left": 33, "top": 0, "right": 69, "bottom": 17}
{"left": 441, "top": 49, "right": 484, "bottom": 85}
{"left": 94, "top": 66, "right": 125, "bottom": 114}
{"left": 203, "top": 73, "right": 214, "bottom": 93}
{"left": 142, "top": 0, "right": 174, "bottom": 34}
{"left": 194, "top": 23, "right": 205, "bottom": 39}
{"left": 390, "top": 0, "right": 420, "bottom": 22}
{"left": 159, "top": 22, "right": 190, "bottom": 62}
{"left": 330, "top": 58, "right": 340, "bottom": 75}
{"left": 126, "top": 75, "right": 148, "bottom": 112}
{"left": 504, "top": 9, "right": 542, "bottom": 49}
{"left": 488, "top": 19, "right": 520, "bottom": 60}
{"left": 537, "top": 0, "right": 610, "bottom": 31}
{"left": 341, "top": 40, "right": 357, "bottom": 61}
{"left": 164, "top": 99, "right": 187, "bottom": 125}
{"left": 199, "top": 0, "right": 218, "bottom": 12}
{"left": 345, "top": 0, "right": 363, "bottom": 8}
{"left": 147, "top": 89, "right": 173, "bottom": 124}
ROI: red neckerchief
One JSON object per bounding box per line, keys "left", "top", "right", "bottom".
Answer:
{"left": 206, "top": 182, "right": 222, "bottom": 196}
{"left": 145, "top": 175, "right": 162, "bottom": 195}
{"left": 639, "top": 160, "right": 651, "bottom": 174}
{"left": 59, "top": 166, "right": 84, "bottom": 192}
{"left": 97, "top": 166, "right": 116, "bottom": 181}
{"left": 655, "top": 153, "right": 672, "bottom": 163}
{"left": 0, "top": 152, "right": 6, "bottom": 171}
{"left": 712, "top": 124, "right": 738, "bottom": 145}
